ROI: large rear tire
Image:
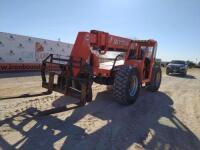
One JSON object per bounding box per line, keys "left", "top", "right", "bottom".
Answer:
{"left": 146, "top": 66, "right": 162, "bottom": 92}
{"left": 166, "top": 69, "right": 170, "bottom": 75}
{"left": 113, "top": 66, "right": 140, "bottom": 105}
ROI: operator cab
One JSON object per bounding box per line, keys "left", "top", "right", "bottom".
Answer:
{"left": 126, "top": 41, "right": 156, "bottom": 81}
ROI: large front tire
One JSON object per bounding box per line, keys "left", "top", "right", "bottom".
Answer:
{"left": 113, "top": 66, "right": 140, "bottom": 105}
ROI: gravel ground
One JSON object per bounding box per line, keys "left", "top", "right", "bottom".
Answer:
{"left": 0, "top": 68, "right": 200, "bottom": 150}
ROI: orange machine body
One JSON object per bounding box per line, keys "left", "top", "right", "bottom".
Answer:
{"left": 70, "top": 30, "right": 157, "bottom": 84}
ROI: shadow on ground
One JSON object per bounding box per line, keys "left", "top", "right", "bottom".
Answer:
{"left": 0, "top": 90, "right": 200, "bottom": 150}
{"left": 0, "top": 91, "right": 51, "bottom": 100}
{"left": 168, "top": 74, "right": 196, "bottom": 79}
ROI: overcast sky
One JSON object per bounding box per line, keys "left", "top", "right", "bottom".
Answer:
{"left": 0, "top": 0, "right": 200, "bottom": 62}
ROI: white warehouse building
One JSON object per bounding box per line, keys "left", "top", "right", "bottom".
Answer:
{"left": 0, "top": 32, "right": 73, "bottom": 71}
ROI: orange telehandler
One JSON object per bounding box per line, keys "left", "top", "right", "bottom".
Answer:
{"left": 41, "top": 30, "right": 161, "bottom": 107}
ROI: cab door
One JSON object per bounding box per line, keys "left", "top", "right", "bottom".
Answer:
{"left": 125, "top": 44, "right": 146, "bottom": 82}
{"left": 143, "top": 45, "right": 156, "bottom": 82}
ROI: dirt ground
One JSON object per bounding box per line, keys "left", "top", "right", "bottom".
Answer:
{"left": 0, "top": 68, "right": 200, "bottom": 150}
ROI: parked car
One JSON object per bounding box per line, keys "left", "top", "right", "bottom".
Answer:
{"left": 166, "top": 60, "right": 188, "bottom": 76}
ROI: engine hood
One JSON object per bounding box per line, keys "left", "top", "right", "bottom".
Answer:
{"left": 167, "top": 63, "right": 185, "bottom": 67}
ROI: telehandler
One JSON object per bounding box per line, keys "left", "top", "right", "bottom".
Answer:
{"left": 41, "top": 30, "right": 161, "bottom": 107}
